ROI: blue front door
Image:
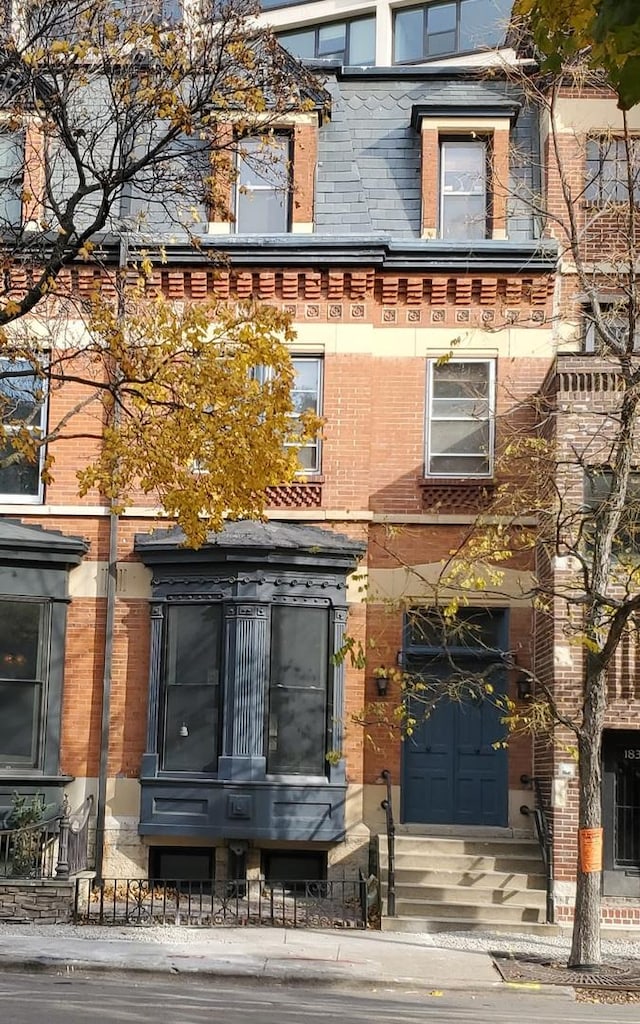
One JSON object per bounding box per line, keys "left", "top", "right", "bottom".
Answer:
{"left": 401, "top": 682, "right": 508, "bottom": 826}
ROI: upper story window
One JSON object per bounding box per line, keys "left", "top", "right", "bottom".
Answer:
{"left": 0, "top": 132, "right": 24, "bottom": 229}
{"left": 425, "top": 359, "right": 495, "bottom": 477}
{"left": 0, "top": 360, "right": 47, "bottom": 503}
{"left": 253, "top": 355, "right": 323, "bottom": 473}
{"left": 584, "top": 302, "right": 640, "bottom": 353}
{"left": 394, "top": 0, "right": 512, "bottom": 64}
{"left": 584, "top": 469, "right": 640, "bottom": 556}
{"left": 585, "top": 138, "right": 640, "bottom": 204}
{"left": 234, "top": 135, "right": 291, "bottom": 234}
{"left": 278, "top": 16, "right": 375, "bottom": 66}
{"left": 440, "top": 137, "right": 488, "bottom": 240}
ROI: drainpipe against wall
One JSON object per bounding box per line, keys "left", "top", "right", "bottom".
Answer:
{"left": 94, "top": 236, "right": 128, "bottom": 883}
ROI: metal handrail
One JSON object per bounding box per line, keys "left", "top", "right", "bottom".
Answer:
{"left": 380, "top": 769, "right": 396, "bottom": 917}
{"left": 521, "top": 773, "right": 554, "bottom": 924}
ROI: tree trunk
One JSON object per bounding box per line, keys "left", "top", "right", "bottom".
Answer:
{"left": 568, "top": 667, "right": 606, "bottom": 968}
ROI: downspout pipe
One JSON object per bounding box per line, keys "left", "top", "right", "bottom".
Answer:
{"left": 94, "top": 236, "right": 128, "bottom": 883}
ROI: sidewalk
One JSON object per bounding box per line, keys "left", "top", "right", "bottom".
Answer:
{"left": 0, "top": 924, "right": 508, "bottom": 994}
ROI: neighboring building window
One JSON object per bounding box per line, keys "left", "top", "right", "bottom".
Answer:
{"left": 268, "top": 605, "right": 330, "bottom": 775}
{"left": 0, "top": 599, "right": 49, "bottom": 767}
{"left": 0, "top": 359, "right": 47, "bottom": 503}
{"left": 279, "top": 17, "right": 375, "bottom": 65}
{"left": 440, "top": 138, "right": 488, "bottom": 240}
{"left": 234, "top": 135, "right": 291, "bottom": 234}
{"left": 584, "top": 302, "right": 640, "bottom": 353}
{"left": 253, "top": 356, "right": 323, "bottom": 473}
{"left": 394, "top": 0, "right": 512, "bottom": 64}
{"left": 161, "top": 604, "right": 222, "bottom": 772}
{"left": 584, "top": 469, "right": 640, "bottom": 556}
{"left": 425, "top": 359, "right": 495, "bottom": 477}
{"left": 0, "top": 132, "right": 24, "bottom": 229}
{"left": 585, "top": 138, "right": 640, "bottom": 204}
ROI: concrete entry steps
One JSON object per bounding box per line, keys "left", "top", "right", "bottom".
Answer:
{"left": 379, "top": 833, "right": 555, "bottom": 935}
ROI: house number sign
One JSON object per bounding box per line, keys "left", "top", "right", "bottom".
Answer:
{"left": 623, "top": 749, "right": 640, "bottom": 759}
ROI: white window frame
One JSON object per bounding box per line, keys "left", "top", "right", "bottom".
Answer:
{"left": 425, "top": 358, "right": 495, "bottom": 479}
{"left": 0, "top": 359, "right": 47, "bottom": 504}
{"left": 253, "top": 355, "right": 323, "bottom": 475}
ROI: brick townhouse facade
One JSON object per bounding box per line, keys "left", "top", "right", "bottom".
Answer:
{"left": 3, "top": 0, "right": 640, "bottom": 928}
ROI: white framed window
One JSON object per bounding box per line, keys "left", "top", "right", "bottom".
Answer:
{"left": 425, "top": 358, "right": 495, "bottom": 477}
{"left": 234, "top": 134, "right": 291, "bottom": 234}
{"left": 253, "top": 356, "right": 323, "bottom": 474}
{"left": 440, "top": 138, "right": 488, "bottom": 240}
{"left": 0, "top": 359, "right": 47, "bottom": 503}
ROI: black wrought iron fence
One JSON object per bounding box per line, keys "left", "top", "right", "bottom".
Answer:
{"left": 75, "top": 876, "right": 368, "bottom": 929}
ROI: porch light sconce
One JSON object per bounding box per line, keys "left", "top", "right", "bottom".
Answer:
{"left": 179, "top": 722, "right": 189, "bottom": 738}
{"left": 374, "top": 670, "right": 390, "bottom": 698}
{"left": 516, "top": 674, "right": 533, "bottom": 701}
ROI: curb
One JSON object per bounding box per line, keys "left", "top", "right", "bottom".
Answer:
{"left": 0, "top": 954, "right": 575, "bottom": 997}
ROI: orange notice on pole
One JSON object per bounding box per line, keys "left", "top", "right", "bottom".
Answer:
{"left": 579, "top": 828, "right": 603, "bottom": 873}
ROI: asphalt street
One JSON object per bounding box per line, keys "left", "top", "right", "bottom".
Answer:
{"left": 1, "top": 972, "right": 640, "bottom": 1024}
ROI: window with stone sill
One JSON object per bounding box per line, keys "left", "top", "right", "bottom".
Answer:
{"left": 234, "top": 134, "right": 292, "bottom": 234}
{"left": 0, "top": 358, "right": 47, "bottom": 504}
{"left": 425, "top": 358, "right": 495, "bottom": 478}
{"left": 252, "top": 355, "right": 323, "bottom": 474}
{"left": 439, "top": 137, "right": 490, "bottom": 240}
{"left": 585, "top": 138, "right": 640, "bottom": 205}
{"left": 393, "top": 0, "right": 513, "bottom": 65}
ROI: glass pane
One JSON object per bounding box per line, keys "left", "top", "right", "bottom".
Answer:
{"left": 0, "top": 361, "right": 43, "bottom": 423}
{"left": 268, "top": 687, "right": 326, "bottom": 774}
{"left": 295, "top": 442, "right": 319, "bottom": 472}
{"left": 0, "top": 681, "right": 39, "bottom": 762}
{"left": 428, "top": 2, "right": 457, "bottom": 32}
{"left": 236, "top": 189, "right": 289, "bottom": 233}
{"left": 431, "top": 420, "right": 489, "bottom": 455}
{"left": 292, "top": 358, "right": 320, "bottom": 393}
{"left": 278, "top": 29, "right": 316, "bottom": 59}
{"left": 268, "top": 606, "right": 329, "bottom": 774}
{"left": 394, "top": 8, "right": 424, "bottom": 62}
{"left": 429, "top": 453, "right": 490, "bottom": 474}
{"left": 318, "top": 22, "right": 346, "bottom": 56}
{"left": 407, "top": 606, "right": 503, "bottom": 649}
{"left": 0, "top": 600, "right": 44, "bottom": 681}
{"left": 441, "top": 194, "right": 486, "bottom": 239}
{"left": 460, "top": 0, "right": 510, "bottom": 50}
{"left": 442, "top": 141, "right": 486, "bottom": 194}
{"left": 165, "top": 605, "right": 221, "bottom": 686}
{"left": 0, "top": 441, "right": 40, "bottom": 497}
{"left": 238, "top": 137, "right": 289, "bottom": 189}
{"left": 432, "top": 361, "right": 490, "bottom": 399}
{"left": 163, "top": 685, "right": 219, "bottom": 771}
{"left": 426, "top": 29, "right": 457, "bottom": 55}
{"left": 432, "top": 397, "right": 490, "bottom": 418}
{"left": 347, "top": 17, "right": 375, "bottom": 65}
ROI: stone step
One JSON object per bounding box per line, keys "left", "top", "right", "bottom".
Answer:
{"left": 380, "top": 883, "right": 547, "bottom": 907}
{"left": 381, "top": 836, "right": 540, "bottom": 858}
{"left": 381, "top": 915, "right": 559, "bottom": 936}
{"left": 379, "top": 868, "right": 546, "bottom": 890}
{"left": 379, "top": 852, "right": 544, "bottom": 875}
{"left": 390, "top": 897, "right": 547, "bottom": 924}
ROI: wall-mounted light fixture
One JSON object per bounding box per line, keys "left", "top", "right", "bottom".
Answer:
{"left": 179, "top": 722, "right": 189, "bottom": 738}
{"left": 516, "top": 674, "right": 533, "bottom": 701}
{"left": 374, "top": 670, "right": 389, "bottom": 698}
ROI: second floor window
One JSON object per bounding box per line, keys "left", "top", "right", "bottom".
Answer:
{"left": 585, "top": 138, "right": 640, "bottom": 204}
{"left": 0, "top": 132, "right": 24, "bottom": 229}
{"left": 584, "top": 469, "right": 640, "bottom": 556}
{"left": 425, "top": 359, "right": 495, "bottom": 477}
{"left": 253, "top": 356, "right": 323, "bottom": 474}
{"left": 394, "top": 0, "right": 512, "bottom": 64}
{"left": 440, "top": 138, "right": 488, "bottom": 240}
{"left": 278, "top": 17, "right": 375, "bottom": 66}
{"left": 234, "top": 135, "right": 291, "bottom": 234}
{"left": 0, "top": 360, "right": 47, "bottom": 503}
